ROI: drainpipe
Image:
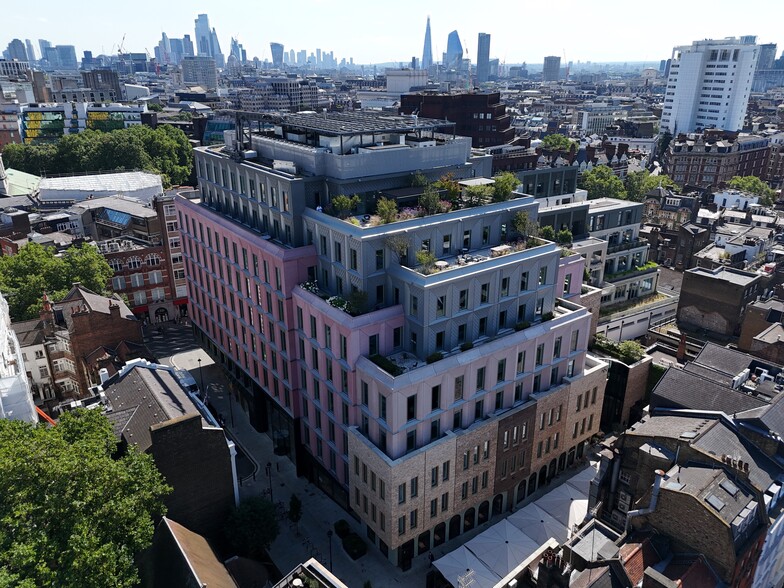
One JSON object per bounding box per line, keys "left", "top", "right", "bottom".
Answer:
{"left": 625, "top": 469, "right": 664, "bottom": 533}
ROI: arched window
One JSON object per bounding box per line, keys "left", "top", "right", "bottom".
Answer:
{"left": 145, "top": 253, "right": 161, "bottom": 266}
{"left": 127, "top": 256, "right": 142, "bottom": 269}
{"left": 109, "top": 258, "right": 123, "bottom": 272}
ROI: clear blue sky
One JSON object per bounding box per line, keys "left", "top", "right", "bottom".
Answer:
{"left": 3, "top": 0, "right": 782, "bottom": 65}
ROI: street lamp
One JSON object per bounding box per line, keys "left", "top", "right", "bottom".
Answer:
{"left": 197, "top": 358, "right": 205, "bottom": 399}
{"left": 327, "top": 530, "right": 333, "bottom": 572}
{"left": 266, "top": 461, "right": 274, "bottom": 502}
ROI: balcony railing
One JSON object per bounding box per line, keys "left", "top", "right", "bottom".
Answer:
{"left": 606, "top": 238, "right": 646, "bottom": 255}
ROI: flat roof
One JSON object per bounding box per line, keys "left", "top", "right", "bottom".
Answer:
{"left": 39, "top": 171, "right": 162, "bottom": 194}
{"left": 686, "top": 266, "right": 759, "bottom": 286}
{"left": 279, "top": 110, "right": 455, "bottom": 136}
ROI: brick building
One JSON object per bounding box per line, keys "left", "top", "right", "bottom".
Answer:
{"left": 663, "top": 131, "right": 770, "bottom": 190}
{"left": 677, "top": 266, "right": 762, "bottom": 337}
{"left": 399, "top": 91, "right": 514, "bottom": 148}
{"left": 100, "top": 360, "right": 238, "bottom": 537}
{"left": 738, "top": 297, "right": 784, "bottom": 363}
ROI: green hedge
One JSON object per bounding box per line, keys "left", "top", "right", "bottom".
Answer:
{"left": 369, "top": 354, "right": 403, "bottom": 376}
{"left": 341, "top": 532, "right": 367, "bottom": 560}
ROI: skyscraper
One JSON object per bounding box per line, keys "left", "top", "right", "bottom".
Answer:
{"left": 476, "top": 33, "right": 491, "bottom": 83}
{"left": 210, "top": 28, "right": 224, "bottom": 68}
{"left": 660, "top": 36, "right": 759, "bottom": 134}
{"left": 758, "top": 43, "right": 777, "bottom": 70}
{"left": 542, "top": 56, "right": 561, "bottom": 82}
{"left": 38, "top": 39, "right": 51, "bottom": 60}
{"left": 25, "top": 40, "right": 36, "bottom": 63}
{"left": 6, "top": 39, "right": 27, "bottom": 62}
{"left": 270, "top": 43, "right": 284, "bottom": 69}
{"left": 194, "top": 14, "right": 212, "bottom": 57}
{"left": 421, "top": 16, "right": 433, "bottom": 70}
{"left": 182, "top": 35, "right": 195, "bottom": 58}
{"left": 444, "top": 30, "right": 463, "bottom": 69}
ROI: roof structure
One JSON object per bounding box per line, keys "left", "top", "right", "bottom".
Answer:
{"left": 58, "top": 284, "right": 136, "bottom": 320}
{"left": 4, "top": 168, "right": 41, "bottom": 197}
{"left": 278, "top": 110, "right": 455, "bottom": 136}
{"left": 651, "top": 368, "right": 768, "bottom": 414}
{"left": 71, "top": 194, "right": 156, "bottom": 217}
{"left": 102, "top": 363, "right": 202, "bottom": 452}
{"left": 158, "top": 517, "right": 237, "bottom": 588}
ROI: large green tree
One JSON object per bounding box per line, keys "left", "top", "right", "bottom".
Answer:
{"left": 581, "top": 165, "right": 627, "bottom": 200}
{"left": 728, "top": 175, "right": 778, "bottom": 206}
{"left": 625, "top": 171, "right": 679, "bottom": 202}
{"left": 1, "top": 125, "right": 193, "bottom": 187}
{"left": 224, "top": 496, "right": 280, "bottom": 558}
{"left": 0, "top": 242, "right": 114, "bottom": 321}
{"left": 0, "top": 409, "right": 170, "bottom": 588}
{"left": 541, "top": 134, "right": 573, "bottom": 152}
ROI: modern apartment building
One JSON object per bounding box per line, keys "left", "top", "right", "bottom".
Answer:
{"left": 19, "top": 102, "right": 144, "bottom": 144}
{"left": 175, "top": 111, "right": 607, "bottom": 569}
{"left": 660, "top": 36, "right": 759, "bottom": 134}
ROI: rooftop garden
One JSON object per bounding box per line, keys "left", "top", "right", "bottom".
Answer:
{"left": 591, "top": 334, "right": 646, "bottom": 364}
{"left": 599, "top": 291, "right": 670, "bottom": 317}
{"left": 299, "top": 280, "right": 369, "bottom": 316}
{"left": 327, "top": 171, "right": 524, "bottom": 227}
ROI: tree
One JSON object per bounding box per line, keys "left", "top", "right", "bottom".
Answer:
{"left": 0, "top": 409, "right": 170, "bottom": 588}
{"left": 376, "top": 197, "right": 398, "bottom": 224}
{"left": 625, "top": 171, "right": 678, "bottom": 202}
{"left": 415, "top": 250, "right": 437, "bottom": 271}
{"left": 556, "top": 228, "right": 573, "bottom": 245}
{"left": 0, "top": 242, "right": 115, "bottom": 321}
{"left": 418, "top": 184, "right": 442, "bottom": 215}
{"left": 331, "top": 194, "right": 360, "bottom": 219}
{"left": 492, "top": 172, "right": 519, "bottom": 202}
{"left": 581, "top": 165, "right": 627, "bottom": 200}
{"left": 464, "top": 184, "right": 493, "bottom": 207}
{"left": 433, "top": 173, "right": 461, "bottom": 207}
{"left": 348, "top": 289, "right": 368, "bottom": 315}
{"left": 288, "top": 494, "right": 303, "bottom": 535}
{"left": 539, "top": 225, "right": 556, "bottom": 241}
{"left": 728, "top": 176, "right": 778, "bottom": 206}
{"left": 410, "top": 172, "right": 429, "bottom": 187}
{"left": 146, "top": 102, "right": 163, "bottom": 112}
{"left": 542, "top": 134, "right": 573, "bottom": 152}
{"left": 384, "top": 235, "right": 411, "bottom": 265}
{"left": 512, "top": 211, "right": 536, "bottom": 239}
{"left": 1, "top": 125, "right": 194, "bottom": 188}
{"left": 224, "top": 496, "right": 280, "bottom": 558}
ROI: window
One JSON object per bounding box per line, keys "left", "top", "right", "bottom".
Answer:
{"left": 407, "top": 395, "right": 417, "bottom": 421}
{"left": 127, "top": 256, "right": 142, "bottom": 269}
{"left": 454, "top": 375, "right": 464, "bottom": 400}
{"left": 398, "top": 483, "right": 406, "bottom": 504}
{"left": 478, "top": 317, "right": 487, "bottom": 336}
{"left": 369, "top": 334, "right": 379, "bottom": 356}
{"left": 112, "top": 276, "right": 126, "bottom": 290}
{"left": 410, "top": 477, "right": 418, "bottom": 498}
{"left": 442, "top": 461, "right": 450, "bottom": 481}
{"left": 517, "top": 351, "right": 526, "bottom": 374}
{"left": 476, "top": 367, "right": 485, "bottom": 391}
{"left": 461, "top": 481, "right": 468, "bottom": 500}
{"left": 495, "top": 391, "right": 504, "bottom": 411}
{"left": 442, "top": 234, "right": 451, "bottom": 253}
{"left": 457, "top": 324, "right": 466, "bottom": 343}
{"left": 379, "top": 394, "right": 387, "bottom": 421}
{"left": 410, "top": 295, "right": 418, "bottom": 316}
{"left": 571, "top": 330, "right": 579, "bottom": 352}
{"left": 459, "top": 289, "right": 468, "bottom": 310}
{"left": 130, "top": 273, "right": 145, "bottom": 288}
{"left": 501, "top": 277, "right": 509, "bottom": 297}
{"left": 480, "top": 283, "right": 489, "bottom": 304}
{"left": 474, "top": 399, "right": 484, "bottom": 420}
{"left": 536, "top": 344, "right": 545, "bottom": 366}
{"left": 350, "top": 249, "right": 358, "bottom": 270}
{"left": 375, "top": 249, "right": 384, "bottom": 270}
{"left": 431, "top": 466, "right": 439, "bottom": 487}
{"left": 497, "top": 359, "right": 506, "bottom": 383}
{"left": 436, "top": 295, "right": 446, "bottom": 317}
{"left": 398, "top": 516, "right": 406, "bottom": 536}
{"left": 430, "top": 499, "right": 438, "bottom": 518}
{"left": 538, "top": 266, "right": 547, "bottom": 285}
{"left": 441, "top": 492, "right": 449, "bottom": 512}
{"left": 520, "top": 272, "right": 529, "bottom": 291}
{"left": 431, "top": 385, "right": 441, "bottom": 411}
{"left": 554, "top": 337, "right": 562, "bottom": 359}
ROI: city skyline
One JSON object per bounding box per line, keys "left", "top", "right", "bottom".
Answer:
{"left": 3, "top": 0, "right": 782, "bottom": 67}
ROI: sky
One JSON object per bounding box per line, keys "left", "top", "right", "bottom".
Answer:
{"left": 3, "top": 0, "right": 782, "bottom": 66}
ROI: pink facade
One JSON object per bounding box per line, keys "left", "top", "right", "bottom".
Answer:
{"left": 558, "top": 251, "right": 586, "bottom": 299}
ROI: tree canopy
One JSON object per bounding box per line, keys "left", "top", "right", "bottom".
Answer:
{"left": 625, "top": 171, "right": 678, "bottom": 202}
{"left": 1, "top": 125, "right": 193, "bottom": 187}
{"left": 581, "top": 165, "right": 627, "bottom": 200}
{"left": 0, "top": 242, "right": 114, "bottom": 321}
{"left": 728, "top": 175, "right": 778, "bottom": 206}
{"left": 224, "top": 496, "right": 280, "bottom": 558}
{"left": 0, "top": 409, "right": 170, "bottom": 588}
{"left": 541, "top": 134, "right": 573, "bottom": 152}
{"left": 492, "top": 172, "right": 519, "bottom": 202}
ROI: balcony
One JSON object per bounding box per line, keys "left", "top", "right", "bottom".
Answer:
{"left": 606, "top": 238, "right": 646, "bottom": 255}
{"left": 604, "top": 261, "right": 659, "bottom": 284}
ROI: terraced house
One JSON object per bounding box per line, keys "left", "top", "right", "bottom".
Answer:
{"left": 175, "top": 111, "right": 608, "bottom": 569}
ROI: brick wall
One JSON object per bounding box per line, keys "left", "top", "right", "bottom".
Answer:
{"left": 150, "top": 414, "right": 235, "bottom": 538}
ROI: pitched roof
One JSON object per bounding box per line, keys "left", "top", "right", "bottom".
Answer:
{"left": 161, "top": 518, "right": 237, "bottom": 588}
{"left": 619, "top": 535, "right": 663, "bottom": 586}
{"left": 10, "top": 318, "right": 47, "bottom": 347}
{"left": 102, "top": 364, "right": 201, "bottom": 452}
{"left": 58, "top": 285, "right": 136, "bottom": 320}
{"left": 651, "top": 368, "right": 767, "bottom": 414}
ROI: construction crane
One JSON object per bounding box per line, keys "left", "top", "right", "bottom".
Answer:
{"left": 117, "top": 33, "right": 126, "bottom": 56}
